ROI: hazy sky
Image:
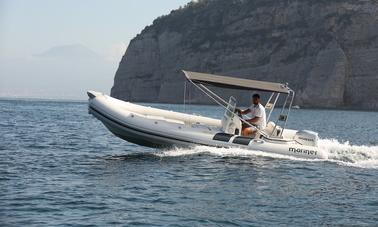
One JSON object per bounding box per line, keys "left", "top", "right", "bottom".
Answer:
{"left": 0, "top": 0, "right": 191, "bottom": 100}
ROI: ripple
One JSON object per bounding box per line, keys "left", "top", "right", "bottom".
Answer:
{"left": 1, "top": 100, "right": 378, "bottom": 226}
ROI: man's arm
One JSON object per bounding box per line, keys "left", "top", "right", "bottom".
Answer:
{"left": 245, "top": 107, "right": 262, "bottom": 124}
{"left": 246, "top": 116, "right": 260, "bottom": 123}
{"left": 235, "top": 108, "right": 251, "bottom": 115}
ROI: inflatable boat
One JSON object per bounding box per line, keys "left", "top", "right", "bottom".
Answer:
{"left": 88, "top": 71, "right": 327, "bottom": 159}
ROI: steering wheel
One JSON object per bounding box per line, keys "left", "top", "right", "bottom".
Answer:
{"left": 234, "top": 108, "right": 243, "bottom": 118}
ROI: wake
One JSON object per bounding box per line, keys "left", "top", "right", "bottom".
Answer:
{"left": 319, "top": 139, "right": 378, "bottom": 169}
{"left": 157, "top": 139, "right": 378, "bottom": 169}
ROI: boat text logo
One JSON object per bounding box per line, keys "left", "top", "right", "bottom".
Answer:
{"left": 289, "top": 147, "right": 317, "bottom": 155}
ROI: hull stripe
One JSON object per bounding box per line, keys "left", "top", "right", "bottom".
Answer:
{"left": 89, "top": 106, "right": 209, "bottom": 146}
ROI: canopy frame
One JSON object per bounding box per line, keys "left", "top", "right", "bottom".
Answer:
{"left": 182, "top": 70, "right": 295, "bottom": 139}
{"left": 183, "top": 70, "right": 292, "bottom": 94}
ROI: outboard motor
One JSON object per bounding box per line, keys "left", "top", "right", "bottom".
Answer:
{"left": 294, "top": 130, "right": 319, "bottom": 146}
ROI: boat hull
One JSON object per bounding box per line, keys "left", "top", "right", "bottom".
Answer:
{"left": 89, "top": 106, "right": 194, "bottom": 148}
{"left": 88, "top": 91, "right": 327, "bottom": 159}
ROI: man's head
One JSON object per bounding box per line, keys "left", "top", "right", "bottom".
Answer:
{"left": 252, "top": 93, "right": 260, "bottom": 105}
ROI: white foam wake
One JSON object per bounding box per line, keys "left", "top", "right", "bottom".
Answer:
{"left": 157, "top": 139, "right": 378, "bottom": 169}
{"left": 157, "top": 146, "right": 322, "bottom": 163}
{"left": 318, "top": 139, "right": 378, "bottom": 169}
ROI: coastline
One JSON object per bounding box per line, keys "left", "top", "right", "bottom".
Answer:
{"left": 2, "top": 97, "right": 377, "bottom": 112}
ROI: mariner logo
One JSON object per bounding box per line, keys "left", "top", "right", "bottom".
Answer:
{"left": 298, "top": 137, "right": 314, "bottom": 142}
{"left": 289, "top": 147, "right": 317, "bottom": 155}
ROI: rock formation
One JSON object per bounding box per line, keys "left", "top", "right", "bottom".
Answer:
{"left": 111, "top": 0, "right": 378, "bottom": 110}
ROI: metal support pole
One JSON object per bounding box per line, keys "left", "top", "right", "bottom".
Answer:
{"left": 281, "top": 90, "right": 295, "bottom": 135}
{"left": 187, "top": 79, "right": 269, "bottom": 138}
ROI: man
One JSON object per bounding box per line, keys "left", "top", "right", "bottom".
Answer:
{"left": 236, "top": 94, "right": 266, "bottom": 137}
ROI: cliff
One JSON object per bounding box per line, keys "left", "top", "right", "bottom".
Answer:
{"left": 111, "top": 0, "right": 378, "bottom": 110}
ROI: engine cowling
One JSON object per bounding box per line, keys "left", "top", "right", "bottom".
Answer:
{"left": 294, "top": 130, "right": 318, "bottom": 147}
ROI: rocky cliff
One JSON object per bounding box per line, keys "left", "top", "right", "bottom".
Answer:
{"left": 111, "top": 0, "right": 378, "bottom": 110}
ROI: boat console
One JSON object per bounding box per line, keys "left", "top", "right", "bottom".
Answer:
{"left": 221, "top": 96, "right": 242, "bottom": 135}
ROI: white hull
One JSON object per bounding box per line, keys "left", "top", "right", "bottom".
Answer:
{"left": 88, "top": 91, "right": 327, "bottom": 159}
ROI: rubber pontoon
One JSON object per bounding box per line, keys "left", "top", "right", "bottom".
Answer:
{"left": 88, "top": 71, "right": 327, "bottom": 159}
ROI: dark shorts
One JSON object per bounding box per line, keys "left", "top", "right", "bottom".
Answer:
{"left": 242, "top": 122, "right": 258, "bottom": 130}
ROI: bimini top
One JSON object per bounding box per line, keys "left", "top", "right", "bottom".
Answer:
{"left": 183, "top": 70, "right": 292, "bottom": 94}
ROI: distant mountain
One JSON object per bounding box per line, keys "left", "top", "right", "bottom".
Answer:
{"left": 111, "top": 0, "right": 378, "bottom": 110}
{"left": 35, "top": 44, "right": 101, "bottom": 60}
{"left": 0, "top": 44, "right": 114, "bottom": 100}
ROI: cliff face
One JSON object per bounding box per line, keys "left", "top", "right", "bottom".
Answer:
{"left": 111, "top": 0, "right": 378, "bottom": 110}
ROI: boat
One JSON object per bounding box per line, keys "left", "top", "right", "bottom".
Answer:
{"left": 87, "top": 71, "right": 327, "bottom": 159}
{"left": 292, "top": 105, "right": 300, "bottom": 109}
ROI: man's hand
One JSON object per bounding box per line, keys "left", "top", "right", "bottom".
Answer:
{"left": 236, "top": 108, "right": 251, "bottom": 115}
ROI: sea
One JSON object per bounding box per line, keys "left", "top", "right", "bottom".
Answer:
{"left": 1, "top": 99, "right": 378, "bottom": 226}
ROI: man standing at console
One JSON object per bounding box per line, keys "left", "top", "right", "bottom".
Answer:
{"left": 236, "top": 94, "right": 266, "bottom": 137}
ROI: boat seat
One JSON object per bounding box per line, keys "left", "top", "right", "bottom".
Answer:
{"left": 221, "top": 96, "right": 242, "bottom": 135}
{"left": 263, "top": 121, "right": 282, "bottom": 137}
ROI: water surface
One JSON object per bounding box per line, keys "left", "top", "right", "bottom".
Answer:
{"left": 1, "top": 99, "right": 377, "bottom": 226}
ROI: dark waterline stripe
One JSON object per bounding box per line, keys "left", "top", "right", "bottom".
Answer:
{"left": 89, "top": 106, "right": 211, "bottom": 146}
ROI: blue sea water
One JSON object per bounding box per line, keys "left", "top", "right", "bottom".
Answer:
{"left": 1, "top": 99, "right": 378, "bottom": 226}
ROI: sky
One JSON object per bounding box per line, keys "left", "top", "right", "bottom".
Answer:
{"left": 0, "top": 0, "right": 191, "bottom": 100}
